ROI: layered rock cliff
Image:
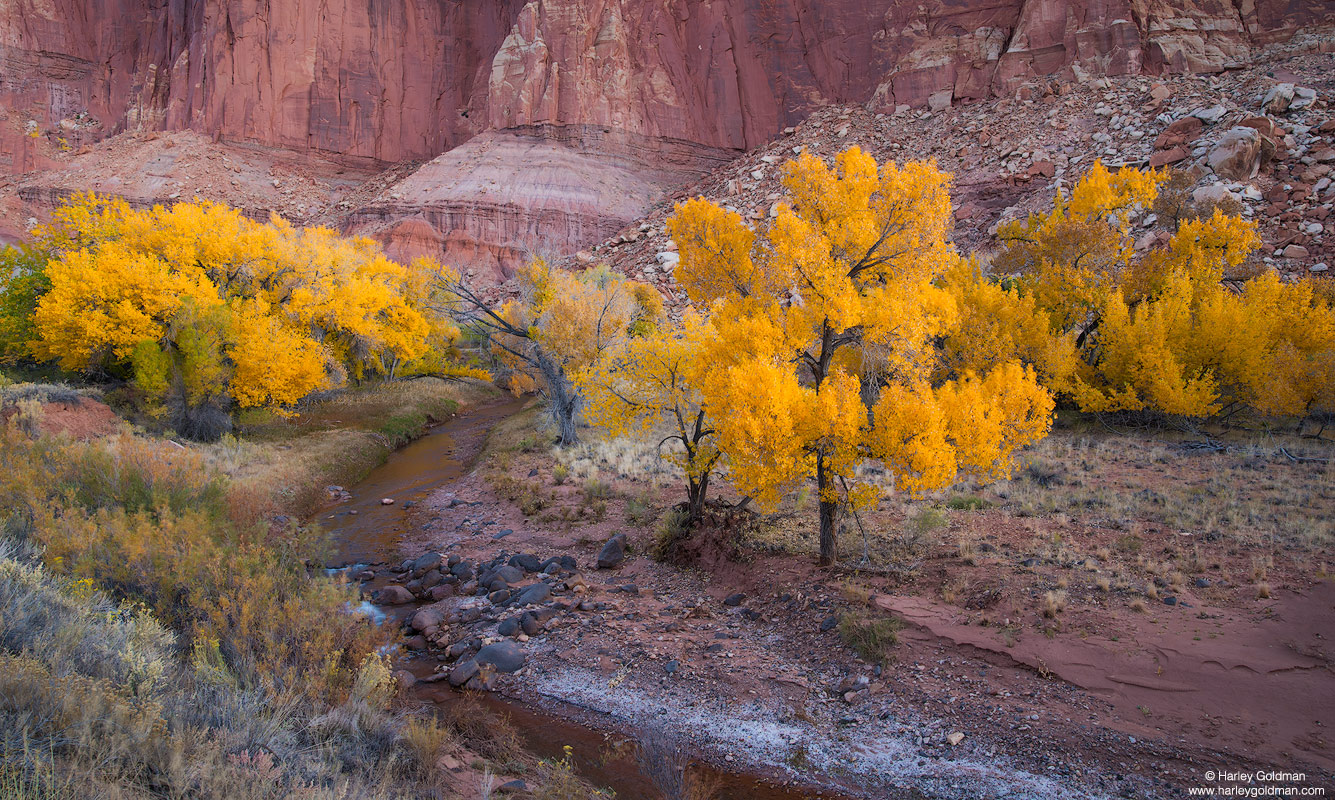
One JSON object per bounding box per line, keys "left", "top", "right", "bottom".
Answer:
{"left": 2, "top": 0, "right": 1330, "bottom": 276}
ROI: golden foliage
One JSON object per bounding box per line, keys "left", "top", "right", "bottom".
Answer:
{"left": 669, "top": 147, "right": 1053, "bottom": 563}
{"left": 999, "top": 163, "right": 1334, "bottom": 418}
{"left": 22, "top": 194, "right": 476, "bottom": 426}
{"left": 577, "top": 311, "right": 720, "bottom": 515}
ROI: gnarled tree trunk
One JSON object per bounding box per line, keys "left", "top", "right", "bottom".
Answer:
{"left": 534, "top": 347, "right": 580, "bottom": 447}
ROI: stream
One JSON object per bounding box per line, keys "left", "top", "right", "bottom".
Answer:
{"left": 317, "top": 399, "right": 847, "bottom": 800}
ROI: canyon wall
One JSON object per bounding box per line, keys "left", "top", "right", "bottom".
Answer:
{"left": 2, "top": 0, "right": 1329, "bottom": 274}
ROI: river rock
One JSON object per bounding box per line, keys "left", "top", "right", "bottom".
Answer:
{"left": 513, "top": 582, "right": 552, "bottom": 606}
{"left": 520, "top": 611, "right": 542, "bottom": 636}
{"left": 410, "top": 604, "right": 450, "bottom": 631}
{"left": 497, "top": 617, "right": 520, "bottom": 637}
{"left": 597, "top": 533, "right": 628, "bottom": 569}
{"left": 448, "top": 659, "right": 479, "bottom": 687}
{"left": 541, "top": 555, "right": 578, "bottom": 573}
{"left": 411, "top": 551, "right": 442, "bottom": 576}
{"left": 372, "top": 585, "right": 415, "bottom": 605}
{"left": 510, "top": 553, "right": 542, "bottom": 572}
{"left": 476, "top": 640, "right": 526, "bottom": 673}
{"left": 450, "top": 561, "right": 474, "bottom": 580}
{"left": 447, "top": 640, "right": 479, "bottom": 660}
{"left": 428, "top": 584, "right": 455, "bottom": 601}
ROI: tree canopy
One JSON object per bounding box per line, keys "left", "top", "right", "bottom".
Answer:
{"left": 3, "top": 194, "right": 482, "bottom": 438}
{"left": 668, "top": 148, "right": 1054, "bottom": 564}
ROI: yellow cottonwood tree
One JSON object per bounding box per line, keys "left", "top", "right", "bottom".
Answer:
{"left": 26, "top": 194, "right": 478, "bottom": 438}
{"left": 1000, "top": 164, "right": 1334, "bottom": 419}
{"left": 669, "top": 148, "right": 1053, "bottom": 565}
{"left": 440, "top": 261, "right": 662, "bottom": 446}
{"left": 577, "top": 311, "right": 720, "bottom": 520}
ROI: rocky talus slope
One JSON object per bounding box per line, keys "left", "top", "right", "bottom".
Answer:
{"left": 561, "top": 36, "right": 1335, "bottom": 303}
{"left": 1, "top": 1, "right": 1330, "bottom": 278}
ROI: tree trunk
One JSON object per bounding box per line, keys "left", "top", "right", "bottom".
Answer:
{"left": 817, "top": 452, "right": 838, "bottom": 566}
{"left": 534, "top": 348, "right": 580, "bottom": 447}
{"left": 686, "top": 472, "right": 709, "bottom": 523}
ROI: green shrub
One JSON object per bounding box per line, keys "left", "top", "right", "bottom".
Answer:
{"left": 649, "top": 508, "right": 691, "bottom": 563}
{"left": 625, "top": 494, "right": 657, "bottom": 527}
{"left": 582, "top": 478, "right": 612, "bottom": 503}
{"left": 836, "top": 612, "right": 901, "bottom": 665}
{"left": 947, "top": 494, "right": 990, "bottom": 511}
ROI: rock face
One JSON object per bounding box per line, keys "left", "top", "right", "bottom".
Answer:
{"left": 2, "top": 0, "right": 1330, "bottom": 267}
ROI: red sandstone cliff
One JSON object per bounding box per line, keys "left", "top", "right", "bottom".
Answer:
{"left": 2, "top": 0, "right": 1329, "bottom": 275}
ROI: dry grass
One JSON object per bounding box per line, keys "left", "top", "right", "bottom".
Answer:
{"left": 997, "top": 429, "right": 1335, "bottom": 553}
{"left": 209, "top": 378, "right": 493, "bottom": 516}
{"left": 0, "top": 379, "right": 505, "bottom": 798}
{"left": 1041, "top": 590, "right": 1067, "bottom": 619}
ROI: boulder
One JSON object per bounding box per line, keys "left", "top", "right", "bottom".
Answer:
{"left": 372, "top": 585, "right": 415, "bottom": 605}
{"left": 1264, "top": 83, "right": 1295, "bottom": 113}
{"left": 448, "top": 659, "right": 480, "bottom": 687}
{"left": 513, "top": 582, "right": 552, "bottom": 606}
{"left": 1154, "top": 116, "right": 1203, "bottom": 149}
{"left": 1192, "top": 184, "right": 1238, "bottom": 205}
{"left": 509, "top": 553, "right": 542, "bottom": 572}
{"left": 410, "top": 604, "right": 450, "bottom": 632}
{"left": 476, "top": 641, "right": 526, "bottom": 673}
{"left": 1149, "top": 146, "right": 1188, "bottom": 167}
{"left": 410, "top": 551, "right": 442, "bottom": 576}
{"left": 597, "top": 534, "right": 628, "bottom": 569}
{"left": 446, "top": 640, "right": 477, "bottom": 660}
{"left": 1207, "top": 127, "right": 1262, "bottom": 181}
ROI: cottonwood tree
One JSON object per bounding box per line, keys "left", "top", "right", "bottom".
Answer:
{"left": 25, "top": 195, "right": 477, "bottom": 439}
{"left": 998, "top": 162, "right": 1335, "bottom": 419}
{"left": 439, "top": 261, "right": 662, "bottom": 446}
{"left": 669, "top": 147, "right": 1053, "bottom": 566}
{"left": 577, "top": 311, "right": 720, "bottom": 521}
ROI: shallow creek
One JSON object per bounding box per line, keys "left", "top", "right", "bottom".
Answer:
{"left": 317, "top": 399, "right": 850, "bottom": 799}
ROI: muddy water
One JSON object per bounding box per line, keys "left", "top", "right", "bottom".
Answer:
{"left": 321, "top": 398, "right": 526, "bottom": 566}
{"left": 319, "top": 399, "right": 843, "bottom": 800}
